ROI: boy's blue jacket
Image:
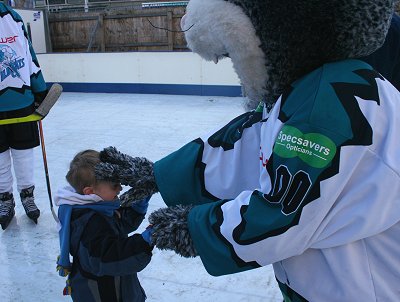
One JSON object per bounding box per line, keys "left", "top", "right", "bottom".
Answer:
{"left": 67, "top": 205, "right": 152, "bottom": 302}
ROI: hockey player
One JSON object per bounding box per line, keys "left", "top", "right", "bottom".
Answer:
{"left": 0, "top": 3, "right": 48, "bottom": 229}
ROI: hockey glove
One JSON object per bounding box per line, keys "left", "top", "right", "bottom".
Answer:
{"left": 148, "top": 205, "right": 198, "bottom": 258}
{"left": 95, "top": 146, "right": 158, "bottom": 201}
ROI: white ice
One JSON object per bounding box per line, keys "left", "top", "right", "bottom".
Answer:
{"left": 0, "top": 92, "right": 282, "bottom": 302}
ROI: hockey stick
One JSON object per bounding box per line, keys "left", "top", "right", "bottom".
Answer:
{"left": 38, "top": 120, "right": 59, "bottom": 223}
{"left": 0, "top": 83, "right": 63, "bottom": 125}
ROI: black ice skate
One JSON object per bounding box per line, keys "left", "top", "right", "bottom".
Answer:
{"left": 20, "top": 186, "right": 40, "bottom": 224}
{"left": 0, "top": 192, "right": 15, "bottom": 230}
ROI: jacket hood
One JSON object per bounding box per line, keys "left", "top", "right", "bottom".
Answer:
{"left": 54, "top": 185, "right": 103, "bottom": 206}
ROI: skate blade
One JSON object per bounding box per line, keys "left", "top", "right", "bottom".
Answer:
{"left": 1, "top": 216, "right": 14, "bottom": 230}
{"left": 27, "top": 215, "right": 39, "bottom": 224}
{"left": 28, "top": 213, "right": 40, "bottom": 224}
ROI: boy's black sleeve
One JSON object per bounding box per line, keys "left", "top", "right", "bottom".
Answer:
{"left": 75, "top": 213, "right": 152, "bottom": 277}
{"left": 118, "top": 207, "right": 146, "bottom": 234}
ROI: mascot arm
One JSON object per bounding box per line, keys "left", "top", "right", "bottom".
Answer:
{"left": 154, "top": 110, "right": 264, "bottom": 206}
{"left": 152, "top": 127, "right": 400, "bottom": 277}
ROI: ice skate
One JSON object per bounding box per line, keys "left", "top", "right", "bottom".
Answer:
{"left": 20, "top": 186, "right": 40, "bottom": 224}
{"left": 0, "top": 192, "right": 15, "bottom": 230}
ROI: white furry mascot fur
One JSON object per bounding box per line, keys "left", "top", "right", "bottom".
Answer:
{"left": 96, "top": 1, "right": 400, "bottom": 300}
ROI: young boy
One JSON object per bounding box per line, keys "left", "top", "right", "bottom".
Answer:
{"left": 55, "top": 149, "right": 153, "bottom": 302}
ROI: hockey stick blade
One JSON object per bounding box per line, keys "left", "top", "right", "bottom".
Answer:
{"left": 35, "top": 83, "right": 63, "bottom": 117}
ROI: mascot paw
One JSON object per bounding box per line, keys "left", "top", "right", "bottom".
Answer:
{"left": 119, "top": 188, "right": 152, "bottom": 208}
{"left": 95, "top": 162, "right": 121, "bottom": 183}
{"left": 149, "top": 205, "right": 198, "bottom": 258}
{"left": 100, "top": 146, "right": 135, "bottom": 167}
{"left": 96, "top": 146, "right": 159, "bottom": 196}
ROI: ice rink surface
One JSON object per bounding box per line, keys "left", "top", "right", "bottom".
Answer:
{"left": 0, "top": 92, "right": 282, "bottom": 302}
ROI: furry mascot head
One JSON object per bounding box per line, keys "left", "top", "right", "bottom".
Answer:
{"left": 181, "top": 0, "right": 394, "bottom": 110}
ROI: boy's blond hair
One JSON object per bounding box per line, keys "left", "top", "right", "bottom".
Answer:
{"left": 66, "top": 150, "right": 100, "bottom": 194}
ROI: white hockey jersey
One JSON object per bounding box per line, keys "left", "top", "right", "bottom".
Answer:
{"left": 154, "top": 59, "right": 400, "bottom": 301}
{"left": 0, "top": 3, "right": 46, "bottom": 116}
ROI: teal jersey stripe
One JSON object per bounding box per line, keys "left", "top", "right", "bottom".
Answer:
{"left": 154, "top": 139, "right": 218, "bottom": 207}
{"left": 0, "top": 88, "right": 34, "bottom": 112}
{"left": 31, "top": 70, "right": 47, "bottom": 93}
{"left": 281, "top": 59, "right": 375, "bottom": 139}
{"left": 188, "top": 199, "right": 260, "bottom": 276}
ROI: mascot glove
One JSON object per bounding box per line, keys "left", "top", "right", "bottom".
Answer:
{"left": 95, "top": 146, "right": 159, "bottom": 201}
{"left": 119, "top": 188, "right": 152, "bottom": 209}
{"left": 149, "top": 205, "right": 198, "bottom": 258}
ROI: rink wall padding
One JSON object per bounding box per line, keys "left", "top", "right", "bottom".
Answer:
{"left": 38, "top": 52, "right": 242, "bottom": 97}
{"left": 52, "top": 83, "right": 241, "bottom": 96}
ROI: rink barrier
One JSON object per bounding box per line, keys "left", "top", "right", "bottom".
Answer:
{"left": 38, "top": 52, "right": 242, "bottom": 97}
{"left": 48, "top": 82, "right": 242, "bottom": 96}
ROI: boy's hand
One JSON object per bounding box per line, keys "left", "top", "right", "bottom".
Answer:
{"left": 141, "top": 225, "right": 153, "bottom": 244}
{"left": 148, "top": 205, "right": 198, "bottom": 258}
{"left": 125, "top": 196, "right": 150, "bottom": 215}
{"left": 95, "top": 146, "right": 158, "bottom": 200}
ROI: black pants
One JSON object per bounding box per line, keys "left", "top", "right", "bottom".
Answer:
{"left": 0, "top": 121, "right": 40, "bottom": 153}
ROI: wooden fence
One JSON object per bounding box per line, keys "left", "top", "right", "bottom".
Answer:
{"left": 47, "top": 5, "right": 187, "bottom": 52}
{"left": 46, "top": 1, "right": 400, "bottom": 53}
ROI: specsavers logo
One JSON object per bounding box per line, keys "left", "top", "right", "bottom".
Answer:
{"left": 274, "top": 125, "right": 336, "bottom": 168}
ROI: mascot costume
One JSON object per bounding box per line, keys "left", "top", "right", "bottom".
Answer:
{"left": 96, "top": 0, "right": 400, "bottom": 300}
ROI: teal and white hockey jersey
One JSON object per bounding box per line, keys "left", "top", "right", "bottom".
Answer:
{"left": 154, "top": 59, "right": 400, "bottom": 301}
{"left": 0, "top": 3, "right": 47, "bottom": 116}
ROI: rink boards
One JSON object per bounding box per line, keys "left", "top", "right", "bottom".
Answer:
{"left": 37, "top": 52, "right": 242, "bottom": 97}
